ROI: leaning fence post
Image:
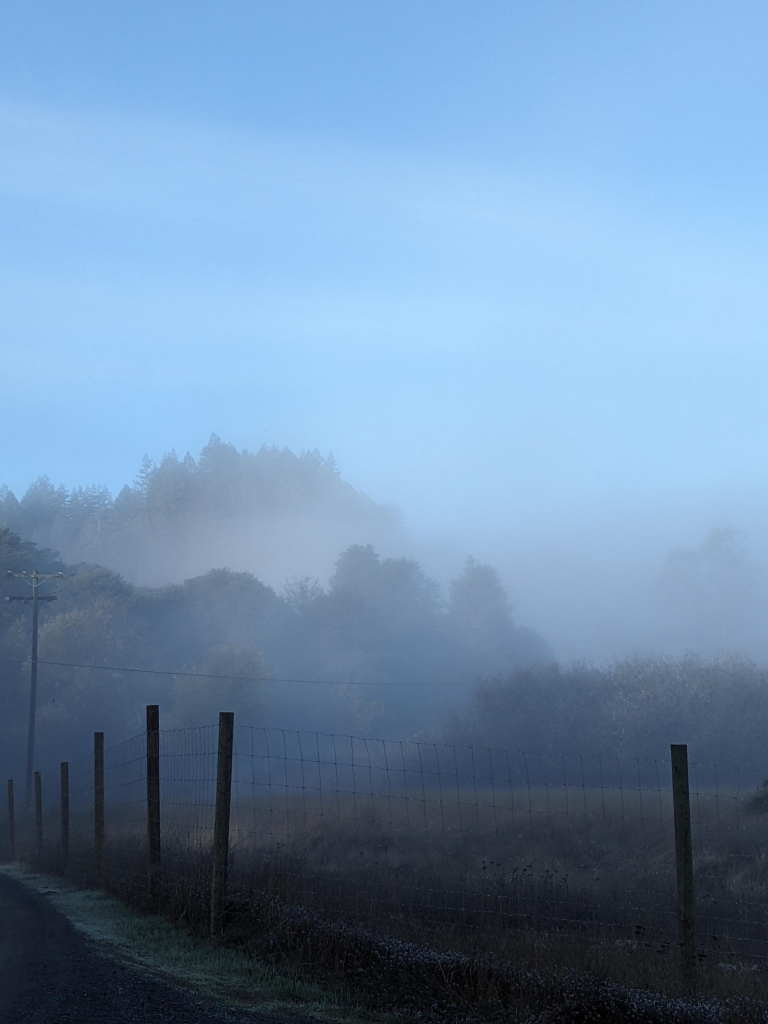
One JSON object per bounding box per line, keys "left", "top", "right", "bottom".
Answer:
{"left": 210, "top": 711, "right": 234, "bottom": 935}
{"left": 60, "top": 762, "right": 69, "bottom": 870}
{"left": 94, "top": 731, "right": 104, "bottom": 886}
{"left": 671, "top": 744, "right": 695, "bottom": 970}
{"left": 7, "top": 780, "right": 15, "bottom": 861}
{"left": 34, "top": 771, "right": 42, "bottom": 859}
{"left": 146, "top": 705, "right": 161, "bottom": 907}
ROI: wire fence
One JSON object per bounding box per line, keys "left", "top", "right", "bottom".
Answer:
{"left": 5, "top": 713, "right": 768, "bottom": 964}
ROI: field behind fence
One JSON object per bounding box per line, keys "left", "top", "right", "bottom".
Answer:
{"left": 5, "top": 706, "right": 768, "bottom": 969}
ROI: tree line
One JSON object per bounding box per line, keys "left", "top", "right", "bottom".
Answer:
{"left": 0, "top": 435, "right": 403, "bottom": 585}
{"left": 0, "top": 523, "right": 550, "bottom": 781}
{"left": 442, "top": 654, "right": 768, "bottom": 768}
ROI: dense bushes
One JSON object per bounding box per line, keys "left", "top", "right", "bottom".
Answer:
{"left": 442, "top": 655, "right": 768, "bottom": 766}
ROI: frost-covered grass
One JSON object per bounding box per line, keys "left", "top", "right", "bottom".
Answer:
{"left": 0, "top": 863, "right": 361, "bottom": 1020}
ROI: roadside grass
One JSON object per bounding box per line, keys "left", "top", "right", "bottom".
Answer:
{"left": 5, "top": 856, "right": 762, "bottom": 1024}
{"left": 6, "top": 850, "right": 768, "bottom": 1024}
{"left": 0, "top": 862, "right": 365, "bottom": 1021}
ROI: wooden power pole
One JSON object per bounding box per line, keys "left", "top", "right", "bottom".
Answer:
{"left": 6, "top": 570, "right": 63, "bottom": 807}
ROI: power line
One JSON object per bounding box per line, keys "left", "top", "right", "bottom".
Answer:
{"left": 5, "top": 570, "right": 64, "bottom": 807}
{"left": 0, "top": 654, "right": 468, "bottom": 687}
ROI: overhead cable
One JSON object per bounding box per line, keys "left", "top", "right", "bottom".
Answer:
{"left": 0, "top": 654, "right": 467, "bottom": 687}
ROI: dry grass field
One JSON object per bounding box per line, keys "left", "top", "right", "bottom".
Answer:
{"left": 8, "top": 724, "right": 768, "bottom": 1022}
{"left": 12, "top": 783, "right": 768, "bottom": 1021}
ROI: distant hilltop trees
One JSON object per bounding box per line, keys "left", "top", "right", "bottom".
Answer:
{"left": 0, "top": 436, "right": 552, "bottom": 777}
{"left": 0, "top": 434, "right": 401, "bottom": 586}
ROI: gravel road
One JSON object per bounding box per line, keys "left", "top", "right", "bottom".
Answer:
{"left": 0, "top": 872, "right": 293, "bottom": 1024}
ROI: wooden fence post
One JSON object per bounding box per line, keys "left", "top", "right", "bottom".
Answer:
{"left": 94, "top": 731, "right": 104, "bottom": 886}
{"left": 671, "top": 744, "right": 695, "bottom": 971}
{"left": 34, "top": 771, "right": 42, "bottom": 858}
{"left": 7, "top": 780, "right": 15, "bottom": 861}
{"left": 60, "top": 762, "right": 69, "bottom": 870}
{"left": 210, "top": 711, "right": 234, "bottom": 936}
{"left": 146, "top": 705, "right": 161, "bottom": 907}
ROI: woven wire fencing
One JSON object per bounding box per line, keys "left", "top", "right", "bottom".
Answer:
{"left": 6, "top": 723, "right": 768, "bottom": 962}
{"left": 227, "top": 730, "right": 768, "bottom": 961}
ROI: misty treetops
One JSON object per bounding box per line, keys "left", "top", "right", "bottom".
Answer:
{"left": 0, "top": 435, "right": 398, "bottom": 582}
{"left": 0, "top": 438, "right": 550, "bottom": 780}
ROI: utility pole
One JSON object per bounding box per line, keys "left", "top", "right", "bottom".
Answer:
{"left": 6, "top": 570, "right": 63, "bottom": 807}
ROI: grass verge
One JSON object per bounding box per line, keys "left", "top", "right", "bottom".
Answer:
{"left": 6, "top": 851, "right": 768, "bottom": 1023}
{"left": 0, "top": 862, "right": 364, "bottom": 1022}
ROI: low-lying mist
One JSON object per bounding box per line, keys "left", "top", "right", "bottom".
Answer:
{"left": 2, "top": 436, "right": 767, "bottom": 785}
{"left": 416, "top": 517, "right": 768, "bottom": 665}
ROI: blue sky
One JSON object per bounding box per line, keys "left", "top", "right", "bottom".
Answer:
{"left": 2, "top": 1, "right": 768, "bottom": 651}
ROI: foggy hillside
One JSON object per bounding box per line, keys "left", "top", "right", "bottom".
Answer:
{"left": 5, "top": 436, "right": 768, "bottom": 782}
{"left": 9, "top": 435, "right": 768, "bottom": 668}
{"left": 0, "top": 434, "right": 403, "bottom": 587}
{"left": 0, "top": 513, "right": 550, "bottom": 783}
